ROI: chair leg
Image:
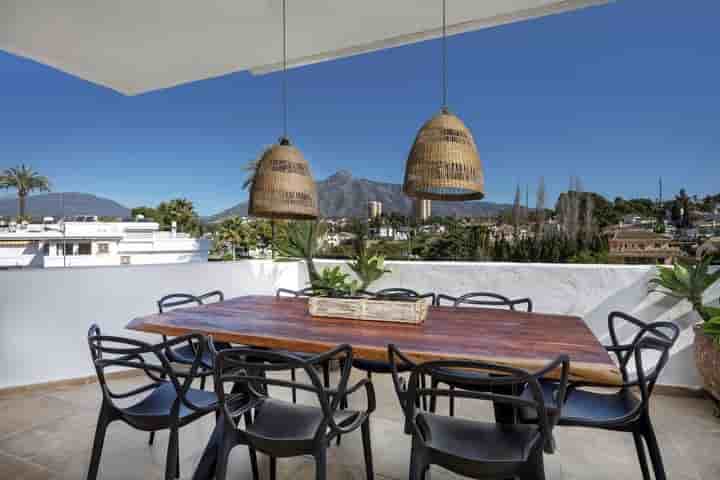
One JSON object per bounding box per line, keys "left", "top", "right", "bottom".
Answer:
{"left": 643, "top": 422, "right": 667, "bottom": 480}
{"left": 632, "top": 431, "right": 652, "bottom": 480}
{"left": 323, "top": 361, "right": 331, "bottom": 388}
{"left": 291, "top": 369, "right": 298, "bottom": 403}
{"left": 270, "top": 455, "right": 277, "bottom": 480}
{"left": 87, "top": 407, "right": 112, "bottom": 480}
{"left": 215, "top": 438, "right": 234, "bottom": 480}
{"left": 420, "top": 375, "right": 427, "bottom": 411}
{"left": 315, "top": 448, "right": 327, "bottom": 480}
{"left": 165, "top": 426, "right": 180, "bottom": 480}
{"left": 200, "top": 375, "right": 207, "bottom": 391}
{"left": 149, "top": 431, "right": 156, "bottom": 445}
{"left": 519, "top": 445, "right": 545, "bottom": 480}
{"left": 361, "top": 418, "right": 374, "bottom": 480}
{"left": 429, "top": 378, "right": 439, "bottom": 413}
{"left": 449, "top": 385, "right": 455, "bottom": 417}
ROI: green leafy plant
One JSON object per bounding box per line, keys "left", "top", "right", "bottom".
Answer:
{"left": 312, "top": 266, "right": 359, "bottom": 296}
{"left": 703, "top": 311, "right": 720, "bottom": 345}
{"left": 648, "top": 255, "right": 720, "bottom": 321}
{"left": 348, "top": 254, "right": 391, "bottom": 291}
{"left": 346, "top": 219, "right": 391, "bottom": 290}
{"left": 274, "top": 221, "right": 325, "bottom": 283}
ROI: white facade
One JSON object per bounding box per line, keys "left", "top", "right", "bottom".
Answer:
{"left": 0, "top": 221, "right": 209, "bottom": 269}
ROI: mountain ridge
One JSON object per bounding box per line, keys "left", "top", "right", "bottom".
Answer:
{"left": 0, "top": 192, "right": 131, "bottom": 219}
{"left": 209, "top": 171, "right": 511, "bottom": 221}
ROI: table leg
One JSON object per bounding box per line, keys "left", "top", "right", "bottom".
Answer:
{"left": 192, "top": 422, "right": 222, "bottom": 480}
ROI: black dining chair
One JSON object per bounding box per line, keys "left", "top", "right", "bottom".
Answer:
{"left": 435, "top": 291, "right": 533, "bottom": 312}
{"left": 276, "top": 288, "right": 334, "bottom": 401}
{"left": 157, "top": 291, "right": 228, "bottom": 390}
{"left": 519, "top": 312, "right": 680, "bottom": 480}
{"left": 209, "top": 343, "right": 376, "bottom": 480}
{"left": 86, "top": 325, "right": 221, "bottom": 480}
{"left": 390, "top": 344, "right": 569, "bottom": 480}
{"left": 151, "top": 291, "right": 230, "bottom": 445}
{"left": 430, "top": 292, "right": 534, "bottom": 417}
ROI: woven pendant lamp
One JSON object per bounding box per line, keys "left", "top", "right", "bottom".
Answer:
{"left": 403, "top": 0, "right": 484, "bottom": 201}
{"left": 247, "top": 0, "right": 319, "bottom": 220}
{"left": 248, "top": 138, "right": 319, "bottom": 219}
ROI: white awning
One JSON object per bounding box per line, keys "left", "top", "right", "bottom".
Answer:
{"left": 1, "top": 1, "right": 611, "bottom": 95}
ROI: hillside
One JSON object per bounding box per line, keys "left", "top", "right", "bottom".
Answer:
{"left": 210, "top": 170, "right": 511, "bottom": 221}
{"left": 0, "top": 193, "right": 131, "bottom": 219}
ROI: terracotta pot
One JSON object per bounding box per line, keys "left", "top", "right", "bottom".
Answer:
{"left": 694, "top": 324, "right": 720, "bottom": 402}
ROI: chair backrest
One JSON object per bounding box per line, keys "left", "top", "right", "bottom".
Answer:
{"left": 276, "top": 287, "right": 337, "bottom": 297}
{"left": 86, "top": 324, "right": 215, "bottom": 416}
{"left": 390, "top": 344, "right": 568, "bottom": 453}
{"left": 211, "top": 344, "right": 354, "bottom": 442}
{"left": 436, "top": 292, "right": 533, "bottom": 311}
{"left": 366, "top": 288, "right": 436, "bottom": 305}
{"left": 606, "top": 311, "right": 679, "bottom": 397}
{"left": 158, "top": 290, "right": 224, "bottom": 313}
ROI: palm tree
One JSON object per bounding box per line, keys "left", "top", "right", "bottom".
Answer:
{"left": 0, "top": 165, "right": 51, "bottom": 219}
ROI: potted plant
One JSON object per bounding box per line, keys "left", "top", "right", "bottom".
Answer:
{"left": 649, "top": 255, "right": 720, "bottom": 412}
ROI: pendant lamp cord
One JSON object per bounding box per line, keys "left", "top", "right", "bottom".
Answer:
{"left": 282, "top": 0, "right": 288, "bottom": 140}
{"left": 442, "top": 0, "right": 448, "bottom": 111}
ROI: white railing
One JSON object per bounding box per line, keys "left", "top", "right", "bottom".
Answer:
{"left": 1, "top": 260, "right": 716, "bottom": 390}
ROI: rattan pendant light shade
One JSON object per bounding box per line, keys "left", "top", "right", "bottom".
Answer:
{"left": 403, "top": 108, "right": 484, "bottom": 201}
{"left": 403, "top": 0, "right": 485, "bottom": 201}
{"left": 248, "top": 139, "right": 319, "bottom": 220}
{"left": 247, "top": 0, "right": 319, "bottom": 221}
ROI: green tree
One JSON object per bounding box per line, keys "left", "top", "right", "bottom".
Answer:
{"left": 0, "top": 165, "right": 51, "bottom": 219}
{"left": 156, "top": 198, "right": 202, "bottom": 236}
{"left": 214, "top": 217, "right": 257, "bottom": 260}
{"left": 130, "top": 206, "right": 158, "bottom": 220}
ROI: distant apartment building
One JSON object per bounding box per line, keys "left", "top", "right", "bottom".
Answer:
{"left": 0, "top": 217, "right": 210, "bottom": 269}
{"left": 608, "top": 229, "right": 681, "bottom": 265}
{"left": 367, "top": 201, "right": 382, "bottom": 219}
{"left": 413, "top": 199, "right": 431, "bottom": 222}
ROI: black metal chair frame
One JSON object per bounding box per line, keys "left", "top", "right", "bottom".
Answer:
{"left": 343, "top": 288, "right": 434, "bottom": 411}
{"left": 275, "top": 288, "right": 334, "bottom": 400}
{"left": 435, "top": 291, "right": 533, "bottom": 312}
{"left": 86, "top": 325, "right": 219, "bottom": 480}
{"left": 430, "top": 292, "right": 534, "bottom": 417}
{"left": 209, "top": 343, "right": 376, "bottom": 480}
{"left": 539, "top": 312, "right": 680, "bottom": 480}
{"left": 392, "top": 345, "right": 568, "bottom": 480}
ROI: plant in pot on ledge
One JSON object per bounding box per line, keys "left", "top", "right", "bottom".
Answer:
{"left": 649, "top": 254, "right": 720, "bottom": 414}
{"left": 274, "top": 220, "right": 390, "bottom": 297}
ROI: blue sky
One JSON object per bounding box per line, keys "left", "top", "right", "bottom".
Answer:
{"left": 1, "top": 0, "right": 718, "bottom": 216}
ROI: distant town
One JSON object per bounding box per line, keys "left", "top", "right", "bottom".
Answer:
{"left": 1, "top": 166, "right": 719, "bottom": 269}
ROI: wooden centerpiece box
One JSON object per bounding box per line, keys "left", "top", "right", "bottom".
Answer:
{"left": 308, "top": 296, "right": 428, "bottom": 325}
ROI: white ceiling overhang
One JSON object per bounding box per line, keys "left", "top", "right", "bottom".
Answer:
{"left": 0, "top": 1, "right": 611, "bottom": 95}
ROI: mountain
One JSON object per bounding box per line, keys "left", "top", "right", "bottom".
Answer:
{"left": 209, "top": 171, "right": 512, "bottom": 221}
{"left": 0, "top": 193, "right": 131, "bottom": 219}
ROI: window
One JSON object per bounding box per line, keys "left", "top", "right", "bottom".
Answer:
{"left": 64, "top": 243, "right": 74, "bottom": 256}
{"left": 78, "top": 243, "right": 91, "bottom": 255}
{"left": 42, "top": 242, "right": 50, "bottom": 256}
{"left": 97, "top": 243, "right": 110, "bottom": 254}
{"left": 121, "top": 256, "right": 131, "bottom": 265}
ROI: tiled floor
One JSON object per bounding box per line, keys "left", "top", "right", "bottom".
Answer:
{"left": 1, "top": 372, "right": 719, "bottom": 480}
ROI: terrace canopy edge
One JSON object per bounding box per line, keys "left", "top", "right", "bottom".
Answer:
{"left": 1, "top": 0, "right": 611, "bottom": 95}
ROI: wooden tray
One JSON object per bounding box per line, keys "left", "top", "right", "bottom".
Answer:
{"left": 308, "top": 296, "right": 428, "bottom": 325}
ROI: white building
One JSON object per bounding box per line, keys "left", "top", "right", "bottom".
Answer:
{"left": 0, "top": 219, "right": 210, "bottom": 269}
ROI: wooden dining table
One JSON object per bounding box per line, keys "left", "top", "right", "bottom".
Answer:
{"left": 127, "top": 295, "right": 621, "bottom": 480}
{"left": 127, "top": 294, "right": 620, "bottom": 384}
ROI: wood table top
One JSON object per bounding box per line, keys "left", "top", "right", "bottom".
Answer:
{"left": 127, "top": 295, "right": 620, "bottom": 384}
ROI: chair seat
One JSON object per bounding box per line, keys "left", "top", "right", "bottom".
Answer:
{"left": 124, "top": 382, "right": 218, "bottom": 422}
{"left": 352, "top": 358, "right": 412, "bottom": 374}
{"left": 518, "top": 381, "right": 640, "bottom": 426}
{"left": 167, "top": 344, "right": 214, "bottom": 369}
{"left": 417, "top": 412, "right": 542, "bottom": 463}
{"left": 247, "top": 398, "right": 359, "bottom": 444}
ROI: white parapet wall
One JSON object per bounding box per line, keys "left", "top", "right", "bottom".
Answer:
{"left": 1, "top": 259, "right": 716, "bottom": 390}
{"left": 312, "top": 260, "right": 720, "bottom": 389}
{"left": 0, "top": 260, "right": 302, "bottom": 389}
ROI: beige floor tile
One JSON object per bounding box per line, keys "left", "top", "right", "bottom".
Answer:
{"left": 0, "top": 451, "right": 53, "bottom": 480}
